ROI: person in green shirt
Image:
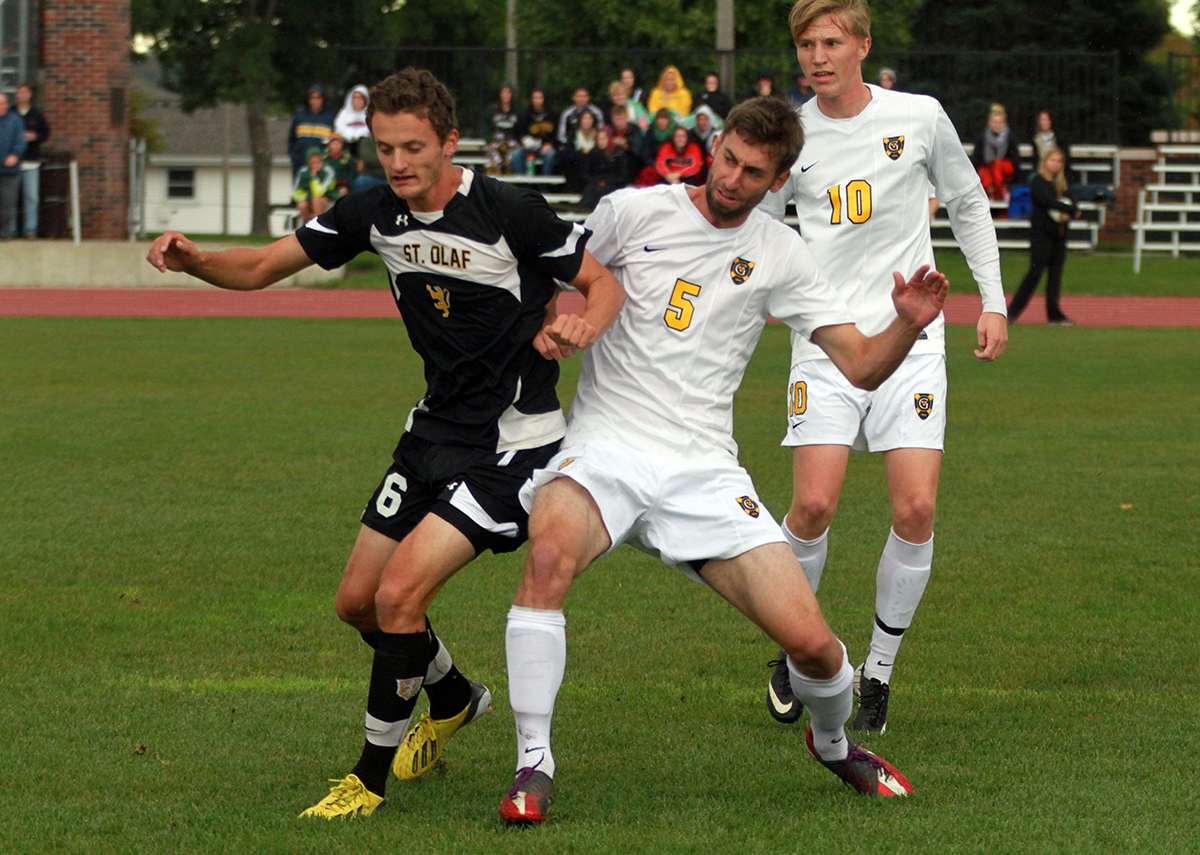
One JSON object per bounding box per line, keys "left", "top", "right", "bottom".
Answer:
{"left": 294, "top": 148, "right": 337, "bottom": 221}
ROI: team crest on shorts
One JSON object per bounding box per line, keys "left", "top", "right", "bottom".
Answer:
{"left": 730, "top": 257, "right": 755, "bottom": 285}
{"left": 883, "top": 136, "right": 905, "bottom": 160}
{"left": 914, "top": 393, "right": 934, "bottom": 420}
{"left": 736, "top": 495, "right": 761, "bottom": 518}
{"left": 557, "top": 457, "right": 578, "bottom": 471}
{"left": 396, "top": 677, "right": 423, "bottom": 700}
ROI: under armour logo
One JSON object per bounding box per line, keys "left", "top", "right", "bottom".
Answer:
{"left": 396, "top": 213, "right": 409, "bottom": 227}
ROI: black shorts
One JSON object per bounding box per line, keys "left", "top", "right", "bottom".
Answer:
{"left": 360, "top": 433, "right": 561, "bottom": 556}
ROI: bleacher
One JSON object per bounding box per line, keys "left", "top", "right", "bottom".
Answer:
{"left": 1132, "top": 145, "right": 1200, "bottom": 272}
{"left": 457, "top": 137, "right": 1117, "bottom": 250}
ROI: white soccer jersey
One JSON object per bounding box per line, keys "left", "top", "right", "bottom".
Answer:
{"left": 760, "top": 85, "right": 1005, "bottom": 364}
{"left": 567, "top": 184, "right": 854, "bottom": 460}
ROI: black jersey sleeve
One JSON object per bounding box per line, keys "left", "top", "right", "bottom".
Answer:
{"left": 498, "top": 184, "right": 591, "bottom": 284}
{"left": 294, "top": 189, "right": 382, "bottom": 270}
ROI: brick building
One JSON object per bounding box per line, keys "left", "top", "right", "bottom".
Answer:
{"left": 7, "top": 0, "right": 131, "bottom": 239}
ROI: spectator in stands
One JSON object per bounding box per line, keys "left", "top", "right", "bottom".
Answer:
{"left": 647, "top": 65, "right": 692, "bottom": 118}
{"left": 607, "top": 80, "right": 650, "bottom": 131}
{"left": 971, "top": 104, "right": 1021, "bottom": 203}
{"left": 561, "top": 108, "right": 601, "bottom": 191}
{"left": 1007, "top": 148, "right": 1079, "bottom": 326}
{"left": 335, "top": 85, "right": 371, "bottom": 158}
{"left": 0, "top": 92, "right": 27, "bottom": 241}
{"left": 877, "top": 68, "right": 898, "bottom": 90}
{"left": 745, "top": 67, "right": 782, "bottom": 101}
{"left": 608, "top": 105, "right": 644, "bottom": 175}
{"left": 579, "top": 126, "right": 630, "bottom": 210}
{"left": 697, "top": 71, "right": 733, "bottom": 119}
{"left": 293, "top": 148, "right": 337, "bottom": 223}
{"left": 14, "top": 83, "right": 48, "bottom": 239}
{"left": 620, "top": 67, "right": 644, "bottom": 104}
{"left": 787, "top": 68, "right": 814, "bottom": 107}
{"left": 636, "top": 108, "right": 677, "bottom": 185}
{"left": 688, "top": 104, "right": 721, "bottom": 157}
{"left": 557, "top": 86, "right": 605, "bottom": 148}
{"left": 513, "top": 87, "right": 560, "bottom": 175}
{"left": 482, "top": 84, "right": 520, "bottom": 175}
{"left": 655, "top": 124, "right": 704, "bottom": 186}
{"left": 1031, "top": 109, "right": 1073, "bottom": 185}
{"left": 288, "top": 84, "right": 335, "bottom": 178}
{"left": 325, "top": 133, "right": 355, "bottom": 197}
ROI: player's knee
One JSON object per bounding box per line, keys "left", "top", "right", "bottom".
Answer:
{"left": 788, "top": 492, "right": 838, "bottom": 536}
{"left": 893, "top": 496, "right": 936, "bottom": 542}
{"left": 783, "top": 633, "right": 842, "bottom": 679}
{"left": 373, "top": 575, "right": 432, "bottom": 627}
{"left": 522, "top": 537, "right": 580, "bottom": 606}
{"left": 335, "top": 585, "right": 376, "bottom": 631}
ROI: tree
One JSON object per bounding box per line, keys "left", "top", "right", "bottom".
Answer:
{"left": 132, "top": 0, "right": 477, "bottom": 234}
{"left": 911, "top": 0, "right": 1172, "bottom": 143}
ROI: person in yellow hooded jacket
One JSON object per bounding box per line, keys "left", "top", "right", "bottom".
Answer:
{"left": 646, "top": 65, "right": 692, "bottom": 118}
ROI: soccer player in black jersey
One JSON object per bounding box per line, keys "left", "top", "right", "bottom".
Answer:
{"left": 147, "top": 68, "right": 625, "bottom": 819}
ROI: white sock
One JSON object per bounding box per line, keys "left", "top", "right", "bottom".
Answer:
{"left": 787, "top": 641, "right": 853, "bottom": 761}
{"left": 506, "top": 605, "right": 566, "bottom": 778}
{"left": 866, "top": 528, "right": 933, "bottom": 684}
{"left": 423, "top": 634, "right": 453, "bottom": 684}
{"left": 780, "top": 520, "right": 829, "bottom": 594}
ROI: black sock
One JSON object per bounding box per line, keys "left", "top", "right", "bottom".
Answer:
{"left": 425, "top": 664, "right": 472, "bottom": 719}
{"left": 350, "top": 629, "right": 431, "bottom": 796}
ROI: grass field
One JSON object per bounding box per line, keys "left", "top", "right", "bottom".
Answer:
{"left": 3, "top": 318, "right": 1198, "bottom": 854}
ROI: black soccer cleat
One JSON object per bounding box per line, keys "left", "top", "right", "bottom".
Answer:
{"left": 851, "top": 664, "right": 890, "bottom": 733}
{"left": 766, "top": 648, "right": 803, "bottom": 724}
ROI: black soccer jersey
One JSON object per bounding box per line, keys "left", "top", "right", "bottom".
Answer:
{"left": 297, "top": 169, "right": 590, "bottom": 452}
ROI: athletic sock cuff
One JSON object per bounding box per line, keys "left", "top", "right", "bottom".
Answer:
{"left": 782, "top": 521, "right": 829, "bottom": 548}
{"left": 507, "top": 605, "right": 566, "bottom": 628}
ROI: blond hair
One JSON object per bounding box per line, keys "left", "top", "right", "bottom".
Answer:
{"left": 788, "top": 0, "right": 871, "bottom": 44}
{"left": 1038, "top": 148, "right": 1068, "bottom": 196}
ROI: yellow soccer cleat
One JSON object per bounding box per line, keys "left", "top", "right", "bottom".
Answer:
{"left": 299, "top": 774, "right": 384, "bottom": 819}
{"left": 393, "top": 680, "right": 492, "bottom": 780}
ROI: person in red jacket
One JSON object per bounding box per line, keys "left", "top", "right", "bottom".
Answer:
{"left": 655, "top": 125, "right": 704, "bottom": 185}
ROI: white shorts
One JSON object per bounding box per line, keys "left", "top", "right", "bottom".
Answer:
{"left": 520, "top": 440, "right": 785, "bottom": 584}
{"left": 782, "top": 353, "right": 947, "bottom": 452}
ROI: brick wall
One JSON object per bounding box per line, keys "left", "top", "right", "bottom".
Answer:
{"left": 1100, "top": 149, "right": 1159, "bottom": 243}
{"left": 40, "top": 1, "right": 131, "bottom": 240}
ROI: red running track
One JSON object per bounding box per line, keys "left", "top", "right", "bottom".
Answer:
{"left": 2, "top": 288, "right": 1199, "bottom": 327}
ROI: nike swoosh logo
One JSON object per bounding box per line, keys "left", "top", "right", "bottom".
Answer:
{"left": 789, "top": 419, "right": 806, "bottom": 429}
{"left": 644, "top": 245, "right": 667, "bottom": 252}
{"left": 831, "top": 736, "right": 844, "bottom": 744}
{"left": 874, "top": 660, "right": 894, "bottom": 668}
{"left": 524, "top": 746, "right": 545, "bottom": 754}
{"left": 767, "top": 681, "right": 794, "bottom": 714}
{"left": 800, "top": 162, "right": 818, "bottom": 173}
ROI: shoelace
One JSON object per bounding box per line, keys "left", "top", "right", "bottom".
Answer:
{"left": 508, "top": 758, "right": 544, "bottom": 797}
{"left": 324, "top": 777, "right": 364, "bottom": 808}
{"left": 843, "top": 742, "right": 888, "bottom": 772}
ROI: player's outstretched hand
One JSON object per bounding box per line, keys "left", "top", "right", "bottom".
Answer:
{"left": 891, "top": 265, "right": 948, "bottom": 331}
{"left": 147, "top": 231, "right": 200, "bottom": 274}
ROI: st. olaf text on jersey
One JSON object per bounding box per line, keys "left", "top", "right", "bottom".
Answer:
{"left": 400, "top": 242, "right": 472, "bottom": 271}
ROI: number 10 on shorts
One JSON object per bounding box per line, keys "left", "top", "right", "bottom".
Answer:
{"left": 376, "top": 473, "right": 409, "bottom": 518}
{"left": 790, "top": 380, "right": 808, "bottom": 416}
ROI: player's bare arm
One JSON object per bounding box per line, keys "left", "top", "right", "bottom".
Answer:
{"left": 146, "top": 232, "right": 313, "bottom": 291}
{"left": 533, "top": 251, "right": 625, "bottom": 360}
{"left": 812, "top": 265, "right": 948, "bottom": 390}
{"left": 976, "top": 311, "right": 1008, "bottom": 362}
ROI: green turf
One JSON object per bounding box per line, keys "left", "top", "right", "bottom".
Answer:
{"left": 2, "top": 318, "right": 1198, "bottom": 854}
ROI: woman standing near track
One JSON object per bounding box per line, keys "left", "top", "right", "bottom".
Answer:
{"left": 1007, "top": 148, "right": 1079, "bottom": 325}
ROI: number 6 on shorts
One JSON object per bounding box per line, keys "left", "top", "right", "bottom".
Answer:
{"left": 375, "top": 473, "right": 408, "bottom": 518}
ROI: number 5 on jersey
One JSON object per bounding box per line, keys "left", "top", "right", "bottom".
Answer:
{"left": 664, "top": 278, "right": 702, "bottom": 331}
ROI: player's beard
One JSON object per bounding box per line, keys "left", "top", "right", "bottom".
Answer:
{"left": 705, "top": 174, "right": 767, "bottom": 223}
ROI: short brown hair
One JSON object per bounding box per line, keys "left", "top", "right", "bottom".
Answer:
{"left": 367, "top": 68, "right": 458, "bottom": 143}
{"left": 722, "top": 97, "right": 805, "bottom": 176}
{"left": 788, "top": 0, "right": 871, "bottom": 45}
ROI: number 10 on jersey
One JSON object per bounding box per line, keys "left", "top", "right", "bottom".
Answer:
{"left": 826, "top": 180, "right": 873, "bottom": 225}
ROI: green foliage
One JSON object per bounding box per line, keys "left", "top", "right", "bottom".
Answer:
{"left": 911, "top": 0, "right": 1173, "bottom": 143}
{"left": 3, "top": 317, "right": 1199, "bottom": 853}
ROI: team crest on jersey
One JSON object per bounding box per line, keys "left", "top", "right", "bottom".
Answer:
{"left": 914, "top": 393, "right": 934, "bottom": 420}
{"left": 427, "top": 284, "right": 451, "bottom": 317}
{"left": 883, "top": 136, "right": 905, "bottom": 161}
{"left": 396, "top": 677, "right": 423, "bottom": 700}
{"left": 736, "top": 496, "right": 761, "bottom": 518}
{"left": 730, "top": 257, "right": 755, "bottom": 285}
{"left": 557, "top": 457, "right": 578, "bottom": 471}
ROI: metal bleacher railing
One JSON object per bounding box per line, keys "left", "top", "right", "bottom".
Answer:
{"left": 1132, "top": 145, "right": 1200, "bottom": 272}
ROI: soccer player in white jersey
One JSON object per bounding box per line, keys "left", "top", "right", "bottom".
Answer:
{"left": 497, "top": 97, "right": 949, "bottom": 824}
{"left": 758, "top": 0, "right": 1008, "bottom": 734}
